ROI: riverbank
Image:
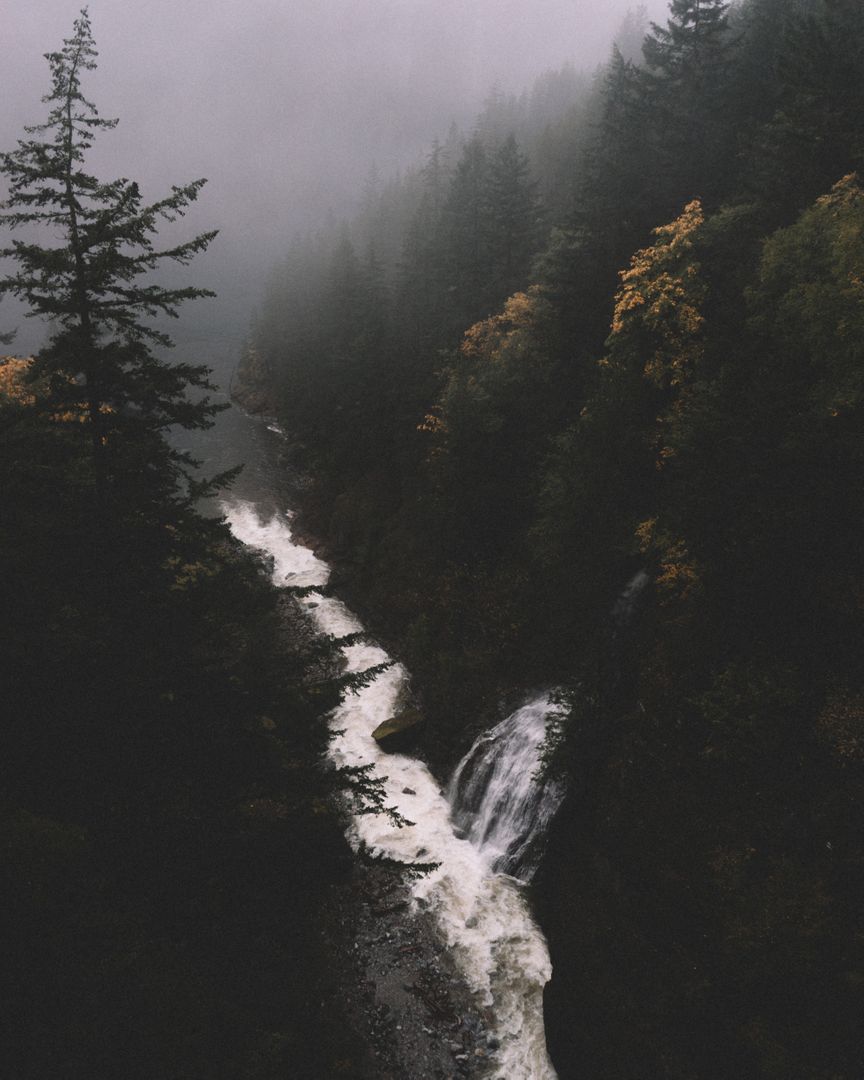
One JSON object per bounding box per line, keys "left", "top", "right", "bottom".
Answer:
{"left": 268, "top": 454, "right": 523, "bottom": 777}
{"left": 224, "top": 474, "right": 559, "bottom": 1080}
{"left": 325, "top": 858, "right": 500, "bottom": 1079}
{"left": 277, "top": 588, "right": 496, "bottom": 1078}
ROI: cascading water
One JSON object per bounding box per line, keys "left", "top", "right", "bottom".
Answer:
{"left": 612, "top": 569, "right": 650, "bottom": 627}
{"left": 224, "top": 499, "right": 562, "bottom": 1080}
{"left": 448, "top": 696, "right": 566, "bottom": 881}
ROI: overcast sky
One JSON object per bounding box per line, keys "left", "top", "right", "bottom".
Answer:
{"left": 2, "top": 0, "right": 670, "bottom": 354}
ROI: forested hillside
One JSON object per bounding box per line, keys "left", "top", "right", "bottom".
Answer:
{"left": 242, "top": 0, "right": 864, "bottom": 1075}
{"left": 0, "top": 15, "right": 362, "bottom": 1078}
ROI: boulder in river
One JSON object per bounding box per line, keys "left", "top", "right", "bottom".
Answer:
{"left": 372, "top": 707, "right": 423, "bottom": 753}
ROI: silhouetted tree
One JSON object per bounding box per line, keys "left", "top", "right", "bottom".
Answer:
{"left": 0, "top": 8, "right": 219, "bottom": 508}
{"left": 613, "top": 4, "right": 651, "bottom": 64}
{"left": 640, "top": 0, "right": 737, "bottom": 210}
{"left": 743, "top": 0, "right": 864, "bottom": 217}
{"left": 487, "top": 134, "right": 539, "bottom": 300}
{"left": 443, "top": 136, "right": 492, "bottom": 327}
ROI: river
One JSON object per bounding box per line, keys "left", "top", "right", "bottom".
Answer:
{"left": 177, "top": 401, "right": 563, "bottom": 1079}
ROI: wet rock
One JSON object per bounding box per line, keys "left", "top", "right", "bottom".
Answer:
{"left": 330, "top": 860, "right": 490, "bottom": 1078}
{"left": 371, "top": 899, "right": 409, "bottom": 916}
{"left": 372, "top": 706, "right": 424, "bottom": 753}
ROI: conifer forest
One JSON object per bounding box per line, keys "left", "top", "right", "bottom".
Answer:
{"left": 2, "top": 3, "right": 864, "bottom": 1078}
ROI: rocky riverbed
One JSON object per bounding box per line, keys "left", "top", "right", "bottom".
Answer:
{"left": 272, "top": 591, "right": 499, "bottom": 1078}
{"left": 325, "top": 858, "right": 501, "bottom": 1080}
{"left": 226, "top": 468, "right": 548, "bottom": 1080}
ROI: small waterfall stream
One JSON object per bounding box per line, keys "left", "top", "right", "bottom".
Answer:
{"left": 448, "top": 696, "right": 566, "bottom": 882}
{"left": 225, "top": 499, "right": 562, "bottom": 1079}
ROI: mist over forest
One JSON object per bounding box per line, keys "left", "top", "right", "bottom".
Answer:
{"left": 2, "top": 0, "right": 667, "bottom": 360}
{"left": 4, "top": 2, "right": 864, "bottom": 1079}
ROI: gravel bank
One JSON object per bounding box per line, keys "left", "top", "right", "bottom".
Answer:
{"left": 326, "top": 859, "right": 501, "bottom": 1079}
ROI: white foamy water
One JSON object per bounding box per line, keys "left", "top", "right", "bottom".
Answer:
{"left": 224, "top": 499, "right": 559, "bottom": 1080}
{"left": 449, "top": 698, "right": 566, "bottom": 882}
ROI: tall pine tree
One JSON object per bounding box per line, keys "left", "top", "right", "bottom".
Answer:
{"left": 0, "top": 9, "right": 219, "bottom": 509}
{"left": 487, "top": 134, "right": 540, "bottom": 301}
{"left": 640, "top": 0, "right": 737, "bottom": 212}
{"left": 443, "top": 136, "right": 492, "bottom": 329}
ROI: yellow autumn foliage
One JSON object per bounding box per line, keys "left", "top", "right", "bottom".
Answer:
{"left": 460, "top": 287, "right": 541, "bottom": 363}
{"left": 0, "top": 357, "right": 37, "bottom": 407}
{"left": 418, "top": 286, "right": 548, "bottom": 438}
{"left": 417, "top": 407, "right": 445, "bottom": 434}
{"left": 49, "top": 400, "right": 114, "bottom": 425}
{"left": 610, "top": 200, "right": 706, "bottom": 388}
{"left": 636, "top": 516, "right": 703, "bottom": 606}
{"left": 0, "top": 355, "right": 114, "bottom": 424}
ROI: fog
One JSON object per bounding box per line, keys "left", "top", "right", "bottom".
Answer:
{"left": 3, "top": 0, "right": 670, "bottom": 356}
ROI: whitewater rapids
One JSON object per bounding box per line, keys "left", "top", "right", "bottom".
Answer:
{"left": 224, "top": 500, "right": 559, "bottom": 1080}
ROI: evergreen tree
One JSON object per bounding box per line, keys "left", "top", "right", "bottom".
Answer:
{"left": 423, "top": 289, "right": 558, "bottom": 560}
{"left": 578, "top": 46, "right": 655, "bottom": 265}
{"left": 394, "top": 142, "right": 453, "bottom": 353}
{"left": 644, "top": 0, "right": 731, "bottom": 74}
{"left": 640, "top": 0, "right": 737, "bottom": 211}
{"left": 337, "top": 241, "right": 395, "bottom": 471}
{"left": 443, "top": 136, "right": 492, "bottom": 328}
{"left": 487, "top": 134, "right": 540, "bottom": 300}
{"left": 398, "top": 191, "right": 448, "bottom": 346}
{"left": 0, "top": 9, "right": 219, "bottom": 509}
{"left": 743, "top": 0, "right": 864, "bottom": 218}
{"left": 421, "top": 139, "right": 451, "bottom": 215}
{"left": 613, "top": 4, "right": 651, "bottom": 65}
{"left": 324, "top": 228, "right": 363, "bottom": 356}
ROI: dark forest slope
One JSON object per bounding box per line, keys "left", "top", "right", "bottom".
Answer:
{"left": 0, "top": 356, "right": 366, "bottom": 1079}
{"left": 247, "top": 1, "right": 864, "bottom": 1075}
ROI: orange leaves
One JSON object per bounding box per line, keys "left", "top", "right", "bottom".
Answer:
{"left": 417, "top": 406, "right": 445, "bottom": 434}
{"left": 459, "top": 286, "right": 544, "bottom": 365}
{"left": 636, "top": 516, "right": 703, "bottom": 607}
{"left": 814, "top": 172, "right": 863, "bottom": 215}
{"left": 0, "top": 356, "right": 114, "bottom": 426}
{"left": 610, "top": 200, "right": 706, "bottom": 388}
{"left": 0, "top": 357, "right": 37, "bottom": 407}
{"left": 49, "top": 401, "right": 114, "bottom": 425}
{"left": 420, "top": 286, "right": 551, "bottom": 460}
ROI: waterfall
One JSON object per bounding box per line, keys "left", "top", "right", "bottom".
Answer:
{"left": 224, "top": 499, "right": 561, "bottom": 1080}
{"left": 612, "top": 569, "right": 650, "bottom": 628}
{"left": 448, "top": 695, "right": 566, "bottom": 881}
